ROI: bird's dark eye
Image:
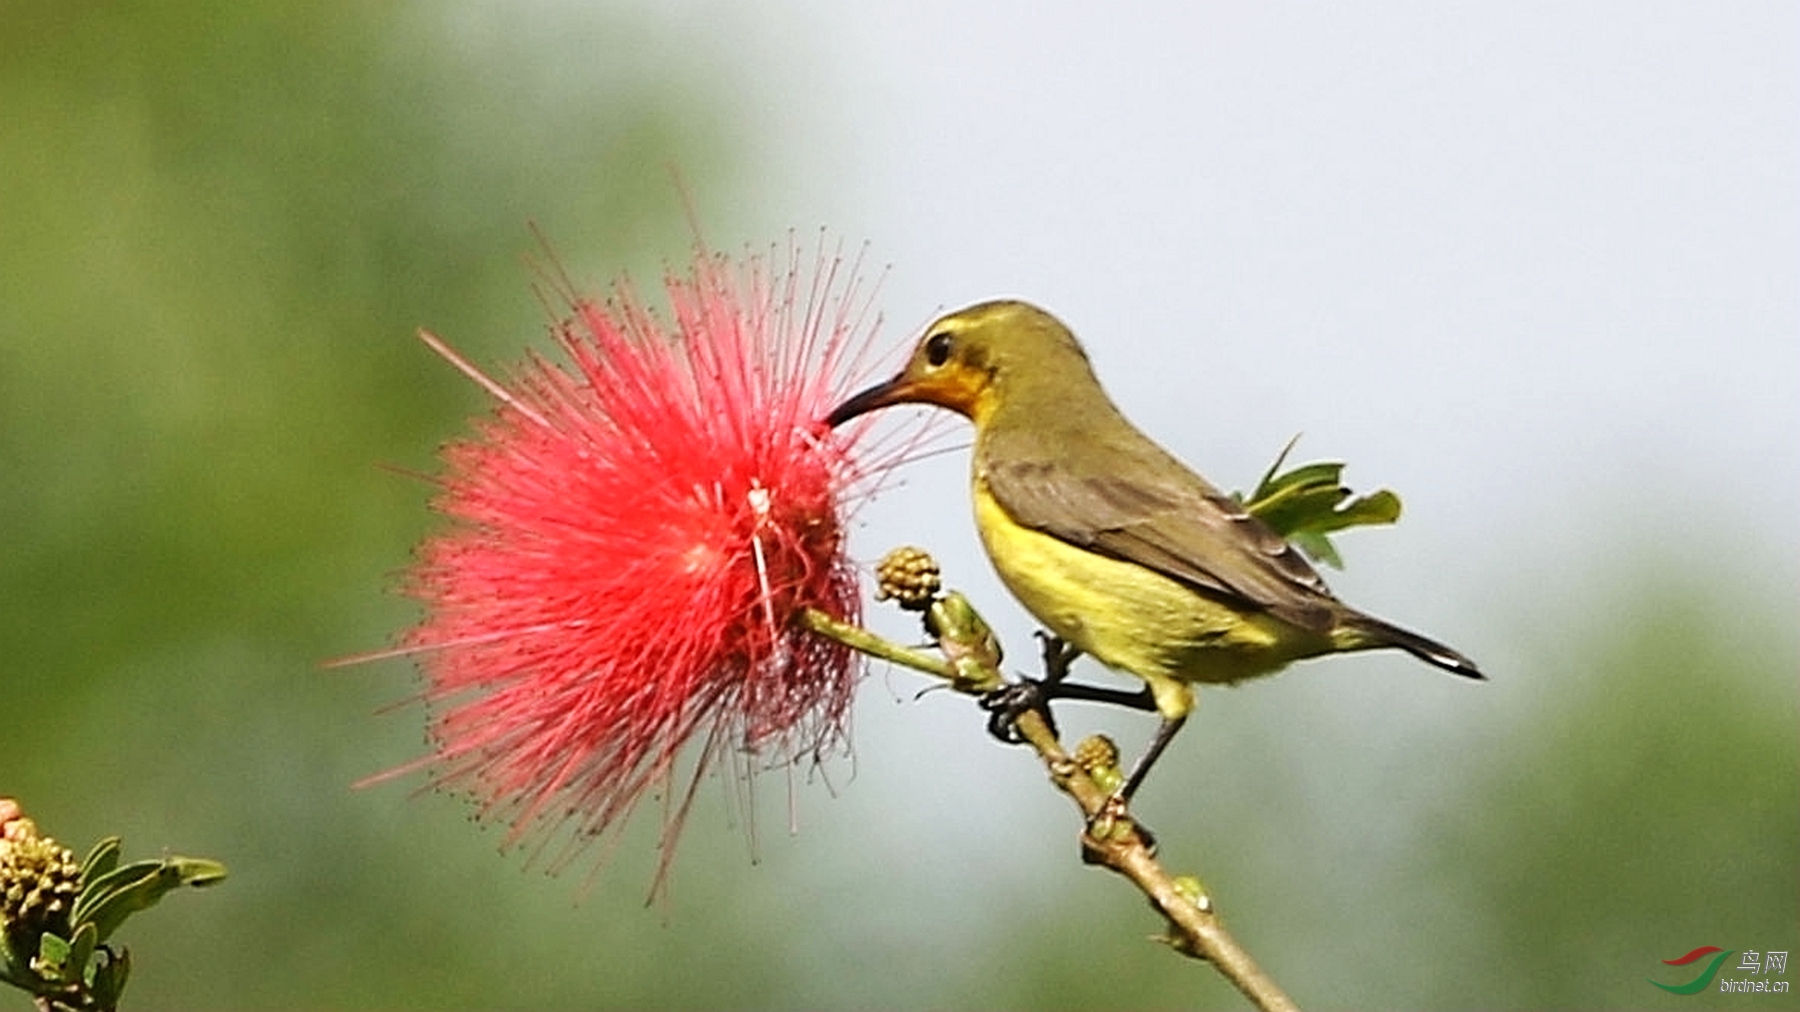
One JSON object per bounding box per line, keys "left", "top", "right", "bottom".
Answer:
{"left": 924, "top": 331, "right": 953, "bottom": 367}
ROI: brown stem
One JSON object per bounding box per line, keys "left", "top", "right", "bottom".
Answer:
{"left": 801, "top": 606, "right": 1299, "bottom": 1012}
{"left": 1011, "top": 709, "right": 1298, "bottom": 1011}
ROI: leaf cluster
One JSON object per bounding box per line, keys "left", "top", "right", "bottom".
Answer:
{"left": 1237, "top": 436, "right": 1401, "bottom": 568}
{"left": 1, "top": 835, "right": 225, "bottom": 1012}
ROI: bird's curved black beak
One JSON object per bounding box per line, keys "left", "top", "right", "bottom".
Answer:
{"left": 825, "top": 375, "right": 908, "bottom": 427}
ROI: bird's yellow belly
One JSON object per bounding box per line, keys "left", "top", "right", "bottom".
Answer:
{"left": 973, "top": 484, "right": 1324, "bottom": 695}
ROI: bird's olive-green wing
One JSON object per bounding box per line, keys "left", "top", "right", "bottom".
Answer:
{"left": 981, "top": 447, "right": 1340, "bottom": 632}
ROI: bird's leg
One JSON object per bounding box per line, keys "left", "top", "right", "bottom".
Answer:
{"left": 1038, "top": 632, "right": 1080, "bottom": 684}
{"left": 1035, "top": 632, "right": 1158, "bottom": 712}
{"left": 1084, "top": 712, "right": 1187, "bottom": 855}
{"left": 1041, "top": 680, "right": 1158, "bottom": 712}
{"left": 983, "top": 634, "right": 1167, "bottom": 743}
{"left": 1115, "top": 712, "right": 1187, "bottom": 804}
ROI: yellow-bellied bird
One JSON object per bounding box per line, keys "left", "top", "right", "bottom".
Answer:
{"left": 828, "top": 300, "right": 1481, "bottom": 802}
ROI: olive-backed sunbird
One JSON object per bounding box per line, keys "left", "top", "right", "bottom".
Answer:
{"left": 827, "top": 299, "right": 1482, "bottom": 802}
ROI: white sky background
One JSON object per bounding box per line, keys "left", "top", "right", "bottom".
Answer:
{"left": 647, "top": 0, "right": 1798, "bottom": 961}
{"left": 455, "top": 1, "right": 1796, "bottom": 987}
{"left": 716, "top": 1, "right": 1798, "bottom": 615}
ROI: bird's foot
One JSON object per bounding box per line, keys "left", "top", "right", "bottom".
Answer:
{"left": 980, "top": 674, "right": 1157, "bottom": 744}
{"left": 979, "top": 678, "right": 1058, "bottom": 743}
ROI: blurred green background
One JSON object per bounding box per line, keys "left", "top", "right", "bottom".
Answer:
{"left": 3, "top": 3, "right": 1794, "bottom": 1009}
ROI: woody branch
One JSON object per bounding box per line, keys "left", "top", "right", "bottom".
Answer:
{"left": 800, "top": 548, "right": 1299, "bottom": 1012}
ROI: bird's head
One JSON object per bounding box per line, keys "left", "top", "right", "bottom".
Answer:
{"left": 826, "top": 300, "right": 1093, "bottom": 428}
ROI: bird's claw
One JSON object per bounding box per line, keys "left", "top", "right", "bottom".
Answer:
{"left": 979, "top": 678, "right": 1058, "bottom": 743}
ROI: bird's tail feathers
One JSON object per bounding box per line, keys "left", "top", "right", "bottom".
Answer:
{"left": 1338, "top": 614, "right": 1485, "bottom": 680}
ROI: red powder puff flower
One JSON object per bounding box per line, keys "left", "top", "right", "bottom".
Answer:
{"left": 365, "top": 239, "right": 901, "bottom": 880}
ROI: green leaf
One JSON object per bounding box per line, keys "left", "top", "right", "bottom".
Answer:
{"left": 1238, "top": 436, "right": 1404, "bottom": 569}
{"left": 66, "top": 923, "right": 96, "bottom": 988}
{"left": 33, "top": 931, "right": 72, "bottom": 982}
{"left": 79, "top": 837, "right": 122, "bottom": 885}
{"left": 73, "top": 856, "right": 228, "bottom": 945}
{"left": 0, "top": 932, "right": 36, "bottom": 989}
{"left": 1290, "top": 530, "right": 1344, "bottom": 570}
{"left": 90, "top": 946, "right": 130, "bottom": 1012}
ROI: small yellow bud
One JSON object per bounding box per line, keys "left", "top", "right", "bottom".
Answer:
{"left": 875, "top": 546, "right": 941, "bottom": 611}
{"left": 0, "top": 819, "right": 81, "bottom": 947}
{"left": 1171, "top": 873, "right": 1213, "bottom": 913}
{"left": 1073, "top": 735, "right": 1125, "bottom": 794}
